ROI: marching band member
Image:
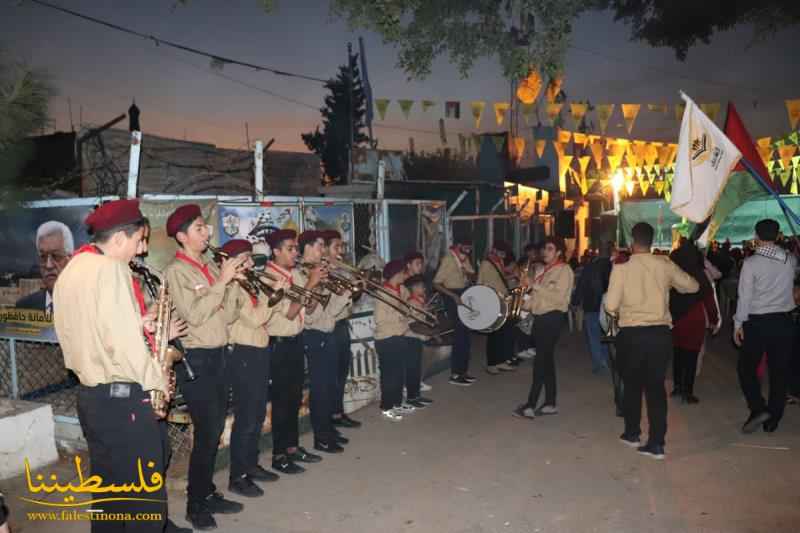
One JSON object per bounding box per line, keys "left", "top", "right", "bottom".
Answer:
{"left": 263, "top": 229, "right": 325, "bottom": 474}
{"left": 53, "top": 199, "right": 168, "bottom": 533}
{"left": 513, "top": 237, "right": 574, "bottom": 420}
{"left": 479, "top": 241, "right": 516, "bottom": 375}
{"left": 375, "top": 260, "right": 413, "bottom": 421}
{"left": 164, "top": 204, "right": 246, "bottom": 530}
{"left": 221, "top": 239, "right": 283, "bottom": 498}
{"left": 404, "top": 250, "right": 433, "bottom": 393}
{"left": 433, "top": 238, "right": 477, "bottom": 387}
{"left": 403, "top": 274, "right": 434, "bottom": 408}
{"left": 299, "top": 230, "right": 353, "bottom": 453}
{"left": 324, "top": 230, "right": 363, "bottom": 429}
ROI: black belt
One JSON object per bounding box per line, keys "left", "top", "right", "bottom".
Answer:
{"left": 749, "top": 312, "right": 791, "bottom": 319}
{"left": 272, "top": 334, "right": 301, "bottom": 344}
{"left": 81, "top": 382, "right": 143, "bottom": 399}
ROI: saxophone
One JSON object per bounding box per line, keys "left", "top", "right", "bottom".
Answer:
{"left": 149, "top": 280, "right": 184, "bottom": 418}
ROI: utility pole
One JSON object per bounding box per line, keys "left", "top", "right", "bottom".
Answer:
{"left": 347, "top": 42, "right": 354, "bottom": 185}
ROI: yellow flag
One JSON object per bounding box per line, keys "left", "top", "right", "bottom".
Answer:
{"left": 757, "top": 145, "right": 774, "bottom": 167}
{"left": 791, "top": 176, "right": 799, "bottom": 196}
{"left": 535, "top": 139, "right": 546, "bottom": 158}
{"left": 621, "top": 104, "right": 641, "bottom": 134}
{"left": 494, "top": 102, "right": 511, "bottom": 126}
{"left": 638, "top": 174, "right": 650, "bottom": 195}
{"left": 665, "top": 143, "right": 678, "bottom": 167}
{"left": 471, "top": 101, "right": 486, "bottom": 129}
{"left": 513, "top": 137, "right": 526, "bottom": 162}
{"left": 625, "top": 179, "right": 635, "bottom": 196}
{"left": 608, "top": 141, "right": 627, "bottom": 158}
{"left": 785, "top": 99, "right": 800, "bottom": 130}
{"left": 793, "top": 155, "right": 800, "bottom": 169}
{"left": 558, "top": 155, "right": 573, "bottom": 192}
{"left": 557, "top": 129, "right": 572, "bottom": 144}
{"left": 578, "top": 155, "right": 591, "bottom": 179}
{"left": 779, "top": 168, "right": 791, "bottom": 188}
{"left": 573, "top": 132, "right": 588, "bottom": 147}
{"left": 647, "top": 103, "right": 668, "bottom": 114}
{"left": 570, "top": 102, "right": 588, "bottom": 128}
{"left": 521, "top": 102, "right": 536, "bottom": 125}
{"left": 607, "top": 154, "right": 622, "bottom": 173}
{"left": 421, "top": 100, "right": 436, "bottom": 114}
{"left": 644, "top": 143, "right": 659, "bottom": 167}
{"left": 655, "top": 180, "right": 665, "bottom": 196}
{"left": 674, "top": 103, "right": 685, "bottom": 122}
{"left": 779, "top": 145, "right": 798, "bottom": 171}
{"left": 595, "top": 104, "right": 615, "bottom": 134}
{"left": 546, "top": 103, "right": 563, "bottom": 125}
{"left": 757, "top": 137, "right": 772, "bottom": 149}
{"left": 553, "top": 141, "right": 565, "bottom": 158}
{"left": 633, "top": 140, "right": 648, "bottom": 160}
{"left": 587, "top": 134, "right": 601, "bottom": 145}
{"left": 398, "top": 99, "right": 414, "bottom": 118}
{"left": 375, "top": 98, "right": 390, "bottom": 120}
{"left": 700, "top": 103, "right": 721, "bottom": 123}
{"left": 546, "top": 76, "right": 563, "bottom": 104}
{"left": 590, "top": 142, "right": 605, "bottom": 170}
{"left": 625, "top": 152, "right": 639, "bottom": 169}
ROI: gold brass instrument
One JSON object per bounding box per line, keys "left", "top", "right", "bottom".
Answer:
{"left": 327, "top": 257, "right": 439, "bottom": 328}
{"left": 257, "top": 269, "right": 331, "bottom": 309}
{"left": 300, "top": 259, "right": 363, "bottom": 297}
{"left": 149, "top": 280, "right": 183, "bottom": 418}
{"left": 507, "top": 259, "right": 532, "bottom": 321}
{"left": 206, "top": 244, "right": 284, "bottom": 306}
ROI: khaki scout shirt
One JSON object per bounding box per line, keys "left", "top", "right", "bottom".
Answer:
{"left": 433, "top": 250, "right": 474, "bottom": 290}
{"left": 477, "top": 258, "right": 509, "bottom": 297}
{"left": 228, "top": 285, "right": 276, "bottom": 348}
{"left": 54, "top": 252, "right": 168, "bottom": 394}
{"left": 263, "top": 262, "right": 304, "bottom": 337}
{"left": 523, "top": 263, "right": 574, "bottom": 316}
{"left": 605, "top": 253, "right": 699, "bottom": 328}
{"left": 405, "top": 294, "right": 429, "bottom": 341}
{"left": 374, "top": 283, "right": 410, "bottom": 340}
{"left": 306, "top": 288, "right": 352, "bottom": 333}
{"left": 164, "top": 252, "right": 238, "bottom": 349}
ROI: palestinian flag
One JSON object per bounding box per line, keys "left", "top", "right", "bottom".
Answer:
{"left": 697, "top": 103, "right": 774, "bottom": 246}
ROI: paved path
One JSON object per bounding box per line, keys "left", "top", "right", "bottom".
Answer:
{"left": 7, "top": 327, "right": 800, "bottom": 532}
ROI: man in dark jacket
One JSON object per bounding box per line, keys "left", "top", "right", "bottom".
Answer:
{"left": 572, "top": 242, "right": 613, "bottom": 373}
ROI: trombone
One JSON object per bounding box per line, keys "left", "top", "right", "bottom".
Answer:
{"left": 257, "top": 269, "right": 331, "bottom": 309}
{"left": 327, "top": 257, "right": 439, "bottom": 328}
{"left": 300, "top": 259, "right": 363, "bottom": 297}
{"left": 206, "top": 244, "right": 284, "bottom": 306}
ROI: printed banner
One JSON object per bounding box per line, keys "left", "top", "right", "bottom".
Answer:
{"left": 216, "top": 203, "right": 300, "bottom": 255}
{"left": 302, "top": 204, "right": 355, "bottom": 263}
{"left": 139, "top": 200, "right": 218, "bottom": 271}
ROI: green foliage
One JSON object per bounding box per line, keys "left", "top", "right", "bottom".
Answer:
{"left": 329, "top": 0, "right": 593, "bottom": 80}
{"left": 302, "top": 54, "right": 369, "bottom": 185}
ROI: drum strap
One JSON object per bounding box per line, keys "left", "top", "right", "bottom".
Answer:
{"left": 488, "top": 259, "right": 511, "bottom": 293}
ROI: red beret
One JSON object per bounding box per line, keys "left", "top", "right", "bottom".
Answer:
{"left": 383, "top": 259, "right": 406, "bottom": 280}
{"left": 403, "top": 250, "right": 424, "bottom": 264}
{"left": 85, "top": 199, "right": 143, "bottom": 233}
{"left": 298, "top": 230, "right": 325, "bottom": 250}
{"left": 493, "top": 240, "right": 512, "bottom": 254}
{"left": 221, "top": 239, "right": 252, "bottom": 257}
{"left": 455, "top": 237, "right": 473, "bottom": 246}
{"left": 321, "top": 229, "right": 342, "bottom": 242}
{"left": 166, "top": 204, "right": 202, "bottom": 237}
{"left": 265, "top": 229, "right": 297, "bottom": 249}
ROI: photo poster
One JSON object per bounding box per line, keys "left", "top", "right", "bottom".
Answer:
{"left": 216, "top": 203, "right": 301, "bottom": 254}
{"left": 302, "top": 203, "right": 355, "bottom": 263}
{"left": 0, "top": 204, "right": 95, "bottom": 341}
{"left": 139, "top": 199, "right": 218, "bottom": 272}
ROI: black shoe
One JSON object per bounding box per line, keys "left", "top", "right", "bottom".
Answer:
{"left": 619, "top": 432, "right": 641, "bottom": 448}
{"left": 637, "top": 442, "right": 665, "bottom": 460}
{"left": 314, "top": 439, "right": 345, "bottom": 453}
{"left": 340, "top": 413, "right": 362, "bottom": 428}
{"left": 462, "top": 374, "right": 478, "bottom": 383}
{"left": 763, "top": 419, "right": 779, "bottom": 433}
{"left": 334, "top": 432, "right": 349, "bottom": 445}
{"left": 228, "top": 475, "right": 264, "bottom": 498}
{"left": 406, "top": 398, "right": 428, "bottom": 409}
{"left": 186, "top": 504, "right": 217, "bottom": 531}
{"left": 247, "top": 464, "right": 280, "bottom": 482}
{"left": 448, "top": 375, "right": 473, "bottom": 386}
{"left": 271, "top": 456, "right": 306, "bottom": 474}
{"left": 415, "top": 396, "right": 434, "bottom": 405}
{"left": 289, "top": 446, "right": 323, "bottom": 463}
{"left": 508, "top": 357, "right": 522, "bottom": 367}
{"left": 742, "top": 411, "right": 771, "bottom": 434}
{"left": 204, "top": 492, "right": 244, "bottom": 514}
{"left": 166, "top": 518, "right": 194, "bottom": 533}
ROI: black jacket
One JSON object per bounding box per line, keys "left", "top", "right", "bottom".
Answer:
{"left": 572, "top": 257, "right": 612, "bottom": 313}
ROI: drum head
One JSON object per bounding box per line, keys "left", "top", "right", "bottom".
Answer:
{"left": 458, "top": 285, "right": 505, "bottom": 331}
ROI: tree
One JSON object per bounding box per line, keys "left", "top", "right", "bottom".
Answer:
{"left": 302, "top": 53, "right": 368, "bottom": 185}
{"left": 606, "top": 0, "right": 800, "bottom": 60}
{"left": 330, "top": 0, "right": 593, "bottom": 80}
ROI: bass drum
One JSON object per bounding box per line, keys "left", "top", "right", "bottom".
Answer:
{"left": 457, "top": 285, "right": 508, "bottom": 333}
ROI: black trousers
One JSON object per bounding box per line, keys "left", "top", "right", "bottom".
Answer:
{"left": 176, "top": 347, "right": 229, "bottom": 504}
{"left": 617, "top": 326, "right": 671, "bottom": 446}
{"left": 791, "top": 322, "right": 800, "bottom": 397}
{"left": 304, "top": 330, "right": 338, "bottom": 442}
{"left": 527, "top": 312, "right": 564, "bottom": 408}
{"left": 227, "top": 343, "right": 270, "bottom": 479}
{"left": 487, "top": 320, "right": 514, "bottom": 366}
{"left": 376, "top": 336, "right": 405, "bottom": 410}
{"left": 672, "top": 346, "right": 699, "bottom": 395}
{"left": 444, "top": 290, "right": 471, "bottom": 375}
{"left": 332, "top": 319, "right": 352, "bottom": 416}
{"left": 77, "top": 383, "right": 167, "bottom": 533}
{"left": 405, "top": 337, "right": 423, "bottom": 400}
{"left": 738, "top": 313, "right": 794, "bottom": 422}
{"left": 269, "top": 336, "right": 304, "bottom": 456}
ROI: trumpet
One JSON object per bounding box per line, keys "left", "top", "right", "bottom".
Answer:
{"left": 206, "top": 244, "right": 284, "bottom": 306}
{"left": 300, "top": 259, "right": 364, "bottom": 297}
{"left": 257, "top": 269, "right": 331, "bottom": 309}
{"left": 327, "top": 257, "right": 439, "bottom": 328}
{"left": 507, "top": 259, "right": 532, "bottom": 321}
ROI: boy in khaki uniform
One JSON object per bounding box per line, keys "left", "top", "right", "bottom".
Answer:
{"left": 478, "top": 241, "right": 516, "bottom": 374}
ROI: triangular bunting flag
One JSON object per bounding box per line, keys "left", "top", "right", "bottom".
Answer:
{"left": 535, "top": 140, "right": 546, "bottom": 158}
{"left": 700, "top": 103, "right": 721, "bottom": 123}
{"left": 471, "top": 101, "right": 485, "bottom": 129}
{"left": 644, "top": 143, "right": 659, "bottom": 167}
{"left": 521, "top": 103, "right": 536, "bottom": 125}
{"left": 625, "top": 152, "right": 639, "bottom": 169}
{"left": 639, "top": 175, "right": 650, "bottom": 195}
{"left": 422, "top": 100, "right": 436, "bottom": 114}
{"left": 789, "top": 131, "right": 800, "bottom": 146}
{"left": 793, "top": 155, "right": 800, "bottom": 169}
{"left": 512, "top": 137, "right": 526, "bottom": 162}
{"left": 546, "top": 103, "right": 563, "bottom": 125}
{"left": 570, "top": 102, "right": 588, "bottom": 128}
{"left": 779, "top": 145, "right": 798, "bottom": 171}
{"left": 546, "top": 76, "right": 563, "bottom": 104}
{"left": 674, "top": 103, "right": 685, "bottom": 122}
{"left": 625, "top": 179, "right": 635, "bottom": 196}
{"left": 595, "top": 104, "right": 615, "bottom": 134}
{"left": 553, "top": 141, "right": 565, "bottom": 157}
{"left": 578, "top": 155, "right": 591, "bottom": 180}
{"left": 494, "top": 102, "right": 511, "bottom": 126}
{"left": 779, "top": 168, "right": 791, "bottom": 188}
{"left": 375, "top": 98, "right": 390, "bottom": 120}
{"left": 590, "top": 142, "right": 605, "bottom": 170}
{"left": 785, "top": 99, "right": 800, "bottom": 130}
{"left": 558, "top": 154, "right": 573, "bottom": 192}
{"left": 791, "top": 175, "right": 799, "bottom": 196}
{"left": 757, "top": 137, "right": 772, "bottom": 148}
{"left": 647, "top": 103, "right": 668, "bottom": 114}
{"left": 655, "top": 180, "right": 665, "bottom": 196}
{"left": 398, "top": 99, "right": 414, "bottom": 118}
{"left": 492, "top": 134, "right": 506, "bottom": 153}
{"left": 607, "top": 154, "right": 622, "bottom": 173}
{"left": 621, "top": 104, "right": 641, "bottom": 134}
{"left": 757, "top": 145, "right": 774, "bottom": 167}
{"left": 445, "top": 101, "right": 461, "bottom": 119}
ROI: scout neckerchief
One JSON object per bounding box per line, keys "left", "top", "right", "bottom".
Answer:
{"left": 268, "top": 261, "right": 304, "bottom": 326}
{"left": 175, "top": 250, "right": 215, "bottom": 285}
{"left": 533, "top": 260, "right": 565, "bottom": 285}
{"left": 487, "top": 254, "right": 511, "bottom": 293}
{"left": 383, "top": 281, "right": 402, "bottom": 296}
{"left": 449, "top": 246, "right": 473, "bottom": 283}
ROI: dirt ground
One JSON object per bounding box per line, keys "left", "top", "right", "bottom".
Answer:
{"left": 5, "top": 326, "right": 799, "bottom": 533}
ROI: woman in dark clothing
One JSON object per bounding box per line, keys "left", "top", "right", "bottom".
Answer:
{"left": 669, "top": 241, "right": 720, "bottom": 404}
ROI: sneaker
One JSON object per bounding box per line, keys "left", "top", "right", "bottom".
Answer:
{"left": 271, "top": 456, "right": 306, "bottom": 474}
{"left": 313, "top": 439, "right": 344, "bottom": 454}
{"left": 381, "top": 409, "right": 403, "bottom": 421}
{"left": 204, "top": 492, "right": 244, "bottom": 514}
{"left": 742, "top": 411, "right": 771, "bottom": 434}
{"left": 415, "top": 396, "right": 434, "bottom": 405}
{"left": 516, "top": 349, "right": 535, "bottom": 359}
{"left": 288, "top": 446, "right": 322, "bottom": 464}
{"left": 397, "top": 403, "right": 417, "bottom": 414}
{"left": 496, "top": 362, "right": 516, "bottom": 372}
{"left": 512, "top": 404, "right": 536, "bottom": 419}
{"left": 228, "top": 475, "right": 263, "bottom": 498}
{"left": 449, "top": 375, "right": 473, "bottom": 386}
{"left": 186, "top": 503, "right": 216, "bottom": 531}
{"left": 637, "top": 442, "right": 665, "bottom": 460}
{"left": 619, "top": 432, "right": 641, "bottom": 448}
{"left": 462, "top": 374, "right": 478, "bottom": 383}
{"left": 508, "top": 357, "right": 522, "bottom": 367}
{"left": 247, "top": 464, "right": 279, "bottom": 483}
{"left": 535, "top": 405, "right": 559, "bottom": 416}
{"left": 420, "top": 381, "right": 432, "bottom": 392}
{"left": 486, "top": 366, "right": 500, "bottom": 375}
{"left": 406, "top": 398, "right": 428, "bottom": 409}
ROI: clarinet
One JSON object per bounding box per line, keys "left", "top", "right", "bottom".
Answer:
{"left": 130, "top": 260, "right": 196, "bottom": 381}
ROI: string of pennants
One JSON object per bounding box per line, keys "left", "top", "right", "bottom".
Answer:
{"left": 374, "top": 97, "right": 800, "bottom": 136}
